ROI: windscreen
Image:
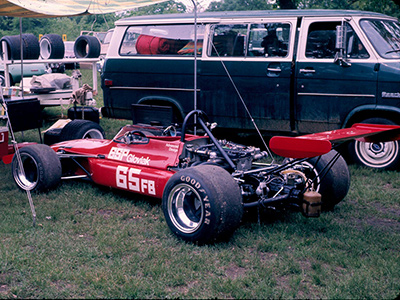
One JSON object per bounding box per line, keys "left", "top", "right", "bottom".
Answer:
{"left": 360, "top": 19, "right": 400, "bottom": 59}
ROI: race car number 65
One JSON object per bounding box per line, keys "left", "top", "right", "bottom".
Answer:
{"left": 116, "top": 165, "right": 156, "bottom": 195}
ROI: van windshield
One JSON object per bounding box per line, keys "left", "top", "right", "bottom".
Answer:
{"left": 360, "top": 19, "right": 400, "bottom": 59}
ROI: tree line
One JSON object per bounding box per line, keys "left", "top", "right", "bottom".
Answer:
{"left": 0, "top": 0, "right": 399, "bottom": 41}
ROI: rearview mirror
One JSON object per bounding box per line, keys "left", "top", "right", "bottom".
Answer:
{"left": 334, "top": 25, "right": 351, "bottom": 67}
{"left": 335, "top": 25, "right": 346, "bottom": 50}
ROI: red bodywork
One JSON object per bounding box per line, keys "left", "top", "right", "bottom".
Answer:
{"left": 0, "top": 126, "right": 36, "bottom": 164}
{"left": 50, "top": 133, "right": 204, "bottom": 198}
{"left": 2, "top": 123, "right": 400, "bottom": 200}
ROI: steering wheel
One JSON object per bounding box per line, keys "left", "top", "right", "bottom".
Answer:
{"left": 162, "top": 125, "right": 177, "bottom": 137}
{"left": 123, "top": 130, "right": 147, "bottom": 144}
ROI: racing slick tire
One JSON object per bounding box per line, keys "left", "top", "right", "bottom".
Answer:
{"left": 40, "top": 34, "right": 65, "bottom": 59}
{"left": 22, "top": 34, "right": 40, "bottom": 59}
{"left": 74, "top": 35, "right": 101, "bottom": 58}
{"left": 0, "top": 34, "right": 40, "bottom": 60}
{"left": 43, "top": 128, "right": 62, "bottom": 145}
{"left": 308, "top": 150, "right": 350, "bottom": 211}
{"left": 162, "top": 165, "right": 243, "bottom": 244}
{"left": 58, "top": 119, "right": 105, "bottom": 141}
{"left": 12, "top": 144, "right": 61, "bottom": 192}
{"left": 347, "top": 118, "right": 400, "bottom": 170}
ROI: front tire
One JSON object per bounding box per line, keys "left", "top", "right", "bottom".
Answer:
{"left": 12, "top": 144, "right": 61, "bottom": 192}
{"left": 162, "top": 165, "right": 243, "bottom": 244}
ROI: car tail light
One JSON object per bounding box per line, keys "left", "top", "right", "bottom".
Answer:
{"left": 104, "top": 79, "right": 113, "bottom": 86}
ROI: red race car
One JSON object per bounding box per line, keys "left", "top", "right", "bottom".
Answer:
{"left": 2, "top": 110, "right": 400, "bottom": 244}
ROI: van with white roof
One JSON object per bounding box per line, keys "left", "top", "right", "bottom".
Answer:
{"left": 101, "top": 9, "right": 400, "bottom": 170}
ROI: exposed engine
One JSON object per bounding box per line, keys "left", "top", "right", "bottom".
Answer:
{"left": 181, "top": 137, "right": 322, "bottom": 217}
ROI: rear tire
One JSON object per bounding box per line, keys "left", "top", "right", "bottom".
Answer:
{"left": 12, "top": 144, "right": 61, "bottom": 192}
{"left": 43, "top": 128, "right": 62, "bottom": 145}
{"left": 307, "top": 150, "right": 350, "bottom": 210}
{"left": 59, "top": 119, "right": 105, "bottom": 141}
{"left": 347, "top": 118, "right": 400, "bottom": 170}
{"left": 162, "top": 165, "right": 243, "bottom": 244}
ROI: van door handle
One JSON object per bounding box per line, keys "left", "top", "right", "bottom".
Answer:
{"left": 267, "top": 67, "right": 282, "bottom": 72}
{"left": 299, "top": 68, "right": 316, "bottom": 74}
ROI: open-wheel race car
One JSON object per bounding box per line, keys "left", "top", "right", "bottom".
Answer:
{"left": 2, "top": 110, "right": 400, "bottom": 244}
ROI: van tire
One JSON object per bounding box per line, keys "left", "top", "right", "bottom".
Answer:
{"left": 74, "top": 35, "right": 101, "bottom": 58}
{"left": 40, "top": 34, "right": 65, "bottom": 59}
{"left": 347, "top": 118, "right": 400, "bottom": 170}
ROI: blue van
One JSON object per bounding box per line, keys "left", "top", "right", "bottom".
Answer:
{"left": 101, "top": 10, "right": 400, "bottom": 170}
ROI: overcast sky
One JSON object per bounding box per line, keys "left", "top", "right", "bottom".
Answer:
{"left": 180, "top": 0, "right": 217, "bottom": 12}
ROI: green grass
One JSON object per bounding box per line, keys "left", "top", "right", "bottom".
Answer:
{"left": 0, "top": 70, "right": 399, "bottom": 299}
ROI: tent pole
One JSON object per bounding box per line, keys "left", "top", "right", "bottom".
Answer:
{"left": 0, "top": 88, "right": 36, "bottom": 227}
{"left": 19, "top": 17, "right": 24, "bottom": 97}
{"left": 191, "top": 0, "right": 197, "bottom": 134}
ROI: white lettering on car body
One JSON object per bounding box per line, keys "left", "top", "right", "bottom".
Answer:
{"left": 116, "top": 165, "right": 156, "bottom": 195}
{"left": 108, "top": 147, "right": 150, "bottom": 166}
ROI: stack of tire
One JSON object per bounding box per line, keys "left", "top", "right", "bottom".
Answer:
{"left": 0, "top": 33, "right": 101, "bottom": 61}
{"left": 0, "top": 33, "right": 104, "bottom": 144}
{"left": 0, "top": 33, "right": 40, "bottom": 60}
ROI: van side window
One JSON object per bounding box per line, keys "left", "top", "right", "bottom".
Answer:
{"left": 210, "top": 24, "right": 247, "bottom": 57}
{"left": 248, "top": 23, "right": 290, "bottom": 57}
{"left": 120, "top": 25, "right": 204, "bottom": 56}
{"left": 306, "top": 22, "right": 369, "bottom": 59}
{"left": 209, "top": 23, "right": 290, "bottom": 58}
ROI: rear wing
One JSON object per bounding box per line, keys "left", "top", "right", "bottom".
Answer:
{"left": 269, "top": 124, "right": 400, "bottom": 158}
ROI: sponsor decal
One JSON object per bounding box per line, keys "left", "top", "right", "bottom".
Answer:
{"left": 382, "top": 92, "right": 400, "bottom": 99}
{"left": 166, "top": 143, "right": 179, "bottom": 153}
{"left": 108, "top": 147, "right": 150, "bottom": 165}
{"left": 179, "top": 175, "right": 211, "bottom": 225}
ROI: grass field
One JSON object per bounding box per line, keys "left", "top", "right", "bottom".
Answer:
{"left": 0, "top": 71, "right": 399, "bottom": 299}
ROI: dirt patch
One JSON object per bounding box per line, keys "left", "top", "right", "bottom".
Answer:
{"left": 97, "top": 209, "right": 125, "bottom": 218}
{"left": 225, "top": 264, "right": 246, "bottom": 279}
{"left": 370, "top": 202, "right": 400, "bottom": 218}
{"left": 166, "top": 280, "right": 199, "bottom": 296}
{"left": 363, "top": 217, "right": 400, "bottom": 231}
{"left": 0, "top": 284, "right": 9, "bottom": 293}
{"left": 340, "top": 199, "right": 400, "bottom": 232}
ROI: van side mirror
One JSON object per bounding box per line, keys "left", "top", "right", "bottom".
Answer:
{"left": 334, "top": 25, "right": 351, "bottom": 67}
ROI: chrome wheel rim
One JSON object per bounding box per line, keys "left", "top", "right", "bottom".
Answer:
{"left": 13, "top": 153, "right": 38, "bottom": 190}
{"left": 82, "top": 129, "right": 104, "bottom": 139}
{"left": 167, "top": 183, "right": 204, "bottom": 234}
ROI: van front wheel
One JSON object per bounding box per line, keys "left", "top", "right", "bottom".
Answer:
{"left": 348, "top": 118, "right": 400, "bottom": 170}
